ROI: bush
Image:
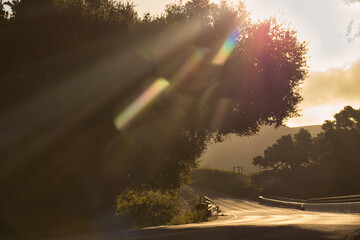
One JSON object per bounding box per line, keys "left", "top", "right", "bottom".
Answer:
{"left": 170, "top": 186, "right": 209, "bottom": 224}
{"left": 116, "top": 188, "right": 178, "bottom": 227}
{"left": 169, "top": 208, "right": 209, "bottom": 225}
{"left": 115, "top": 186, "right": 208, "bottom": 227}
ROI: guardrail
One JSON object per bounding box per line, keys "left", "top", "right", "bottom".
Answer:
{"left": 197, "top": 196, "right": 220, "bottom": 216}
{"left": 308, "top": 194, "right": 360, "bottom": 203}
{"left": 258, "top": 196, "right": 304, "bottom": 210}
{"left": 268, "top": 196, "right": 307, "bottom": 203}
{"left": 258, "top": 194, "right": 360, "bottom": 213}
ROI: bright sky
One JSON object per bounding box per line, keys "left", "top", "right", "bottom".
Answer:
{"left": 132, "top": 0, "right": 360, "bottom": 127}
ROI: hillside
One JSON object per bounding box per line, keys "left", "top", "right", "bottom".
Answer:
{"left": 191, "top": 169, "right": 260, "bottom": 199}
{"left": 199, "top": 125, "right": 322, "bottom": 173}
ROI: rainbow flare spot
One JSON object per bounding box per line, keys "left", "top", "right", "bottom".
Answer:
{"left": 212, "top": 29, "right": 241, "bottom": 65}
{"left": 173, "top": 47, "right": 204, "bottom": 85}
{"left": 114, "top": 78, "right": 170, "bottom": 130}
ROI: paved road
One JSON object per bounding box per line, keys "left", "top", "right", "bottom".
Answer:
{"left": 66, "top": 194, "right": 360, "bottom": 240}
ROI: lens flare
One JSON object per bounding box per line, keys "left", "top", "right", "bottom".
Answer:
{"left": 114, "top": 78, "right": 170, "bottom": 130}
{"left": 211, "top": 99, "right": 231, "bottom": 130}
{"left": 173, "top": 47, "right": 204, "bottom": 85}
{"left": 212, "top": 29, "right": 241, "bottom": 65}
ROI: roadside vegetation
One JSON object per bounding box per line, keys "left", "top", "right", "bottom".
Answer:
{"left": 116, "top": 186, "right": 208, "bottom": 227}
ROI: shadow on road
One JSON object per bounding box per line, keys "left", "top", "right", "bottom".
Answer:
{"left": 72, "top": 225, "right": 359, "bottom": 240}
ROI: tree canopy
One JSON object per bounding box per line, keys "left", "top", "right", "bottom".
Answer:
{"left": 253, "top": 106, "right": 360, "bottom": 198}
{"left": 253, "top": 128, "right": 313, "bottom": 171}
{"left": 315, "top": 106, "right": 360, "bottom": 195}
{"left": 0, "top": 0, "right": 309, "bottom": 238}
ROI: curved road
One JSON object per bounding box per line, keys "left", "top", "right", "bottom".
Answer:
{"left": 67, "top": 193, "right": 360, "bottom": 240}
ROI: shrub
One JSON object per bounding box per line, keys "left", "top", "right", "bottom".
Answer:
{"left": 169, "top": 186, "right": 209, "bottom": 224}
{"left": 115, "top": 188, "right": 178, "bottom": 227}
{"left": 115, "top": 186, "right": 208, "bottom": 227}
{"left": 169, "top": 208, "right": 209, "bottom": 225}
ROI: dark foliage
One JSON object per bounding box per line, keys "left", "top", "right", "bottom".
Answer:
{"left": 0, "top": 0, "right": 308, "bottom": 238}
{"left": 253, "top": 106, "right": 360, "bottom": 198}
{"left": 253, "top": 128, "right": 313, "bottom": 171}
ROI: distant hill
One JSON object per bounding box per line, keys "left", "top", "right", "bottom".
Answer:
{"left": 191, "top": 169, "right": 260, "bottom": 199}
{"left": 199, "top": 125, "right": 322, "bottom": 173}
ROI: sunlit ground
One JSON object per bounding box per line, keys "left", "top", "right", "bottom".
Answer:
{"left": 166, "top": 197, "right": 360, "bottom": 228}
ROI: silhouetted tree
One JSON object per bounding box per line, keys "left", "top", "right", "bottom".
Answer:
{"left": 0, "top": 0, "right": 309, "bottom": 238}
{"left": 253, "top": 129, "right": 312, "bottom": 171}
{"left": 253, "top": 106, "right": 360, "bottom": 198}
{"left": 0, "top": 0, "right": 139, "bottom": 237}
{"left": 315, "top": 106, "right": 360, "bottom": 195}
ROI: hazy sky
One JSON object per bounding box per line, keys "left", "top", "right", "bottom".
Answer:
{"left": 132, "top": 0, "right": 360, "bottom": 126}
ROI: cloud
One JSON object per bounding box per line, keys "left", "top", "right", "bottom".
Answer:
{"left": 344, "top": 0, "right": 360, "bottom": 4}
{"left": 344, "top": 19, "right": 360, "bottom": 42}
{"left": 286, "top": 61, "right": 360, "bottom": 126}
{"left": 301, "top": 60, "right": 360, "bottom": 106}
{"left": 343, "top": 0, "right": 360, "bottom": 42}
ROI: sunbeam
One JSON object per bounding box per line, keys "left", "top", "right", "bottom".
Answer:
{"left": 212, "top": 29, "right": 241, "bottom": 65}
{"left": 114, "top": 78, "right": 170, "bottom": 130}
